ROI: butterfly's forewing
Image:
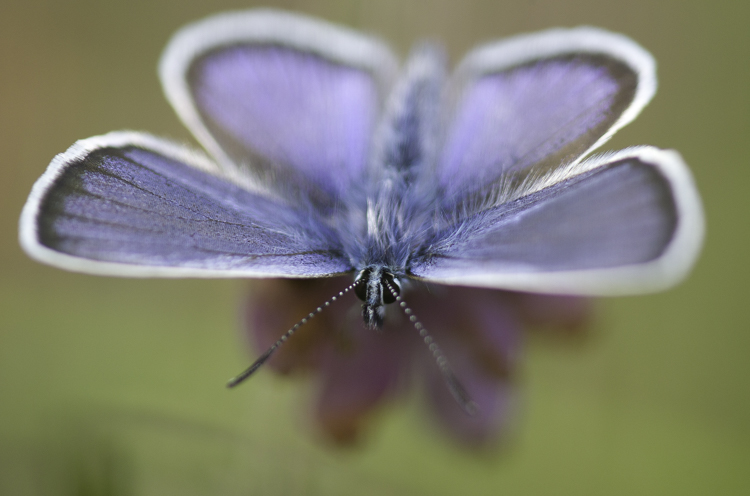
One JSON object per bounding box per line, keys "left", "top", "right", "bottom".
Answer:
{"left": 436, "top": 27, "right": 656, "bottom": 200}
{"left": 19, "top": 132, "right": 351, "bottom": 278}
{"left": 410, "top": 147, "right": 704, "bottom": 295}
{"left": 160, "top": 10, "right": 398, "bottom": 201}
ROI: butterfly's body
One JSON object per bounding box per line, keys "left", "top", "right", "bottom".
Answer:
{"left": 341, "top": 45, "right": 448, "bottom": 329}
{"left": 353, "top": 265, "right": 400, "bottom": 328}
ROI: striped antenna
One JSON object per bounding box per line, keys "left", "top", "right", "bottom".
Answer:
{"left": 383, "top": 279, "right": 478, "bottom": 416}
{"left": 227, "top": 278, "right": 363, "bottom": 388}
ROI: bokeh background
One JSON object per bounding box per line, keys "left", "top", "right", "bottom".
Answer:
{"left": 1, "top": 0, "right": 748, "bottom": 494}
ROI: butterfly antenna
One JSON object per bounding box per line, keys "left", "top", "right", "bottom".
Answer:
{"left": 227, "top": 279, "right": 363, "bottom": 388}
{"left": 383, "top": 279, "right": 478, "bottom": 416}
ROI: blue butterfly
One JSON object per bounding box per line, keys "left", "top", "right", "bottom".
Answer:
{"left": 19, "top": 10, "right": 704, "bottom": 413}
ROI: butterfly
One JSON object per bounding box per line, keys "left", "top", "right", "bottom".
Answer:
{"left": 19, "top": 10, "right": 704, "bottom": 413}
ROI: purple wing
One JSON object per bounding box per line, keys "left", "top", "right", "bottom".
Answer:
{"left": 19, "top": 132, "right": 351, "bottom": 278}
{"left": 160, "top": 10, "right": 397, "bottom": 200}
{"left": 436, "top": 27, "right": 656, "bottom": 200}
{"left": 410, "top": 148, "right": 704, "bottom": 295}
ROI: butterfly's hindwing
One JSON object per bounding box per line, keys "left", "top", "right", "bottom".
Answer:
{"left": 160, "top": 10, "right": 398, "bottom": 202}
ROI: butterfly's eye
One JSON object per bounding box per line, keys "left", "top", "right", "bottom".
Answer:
{"left": 354, "top": 269, "right": 370, "bottom": 302}
{"left": 382, "top": 272, "right": 401, "bottom": 304}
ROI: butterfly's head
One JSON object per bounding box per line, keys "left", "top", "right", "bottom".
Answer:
{"left": 354, "top": 266, "right": 402, "bottom": 329}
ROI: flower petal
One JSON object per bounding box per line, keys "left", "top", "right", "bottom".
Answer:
{"left": 401, "top": 284, "right": 523, "bottom": 443}
{"left": 314, "top": 325, "right": 413, "bottom": 444}
{"left": 242, "top": 277, "right": 352, "bottom": 374}
{"left": 514, "top": 292, "right": 593, "bottom": 333}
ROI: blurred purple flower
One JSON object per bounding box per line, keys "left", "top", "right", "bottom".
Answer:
{"left": 243, "top": 278, "right": 591, "bottom": 446}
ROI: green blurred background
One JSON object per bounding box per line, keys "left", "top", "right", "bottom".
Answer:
{"left": 1, "top": 0, "right": 748, "bottom": 494}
